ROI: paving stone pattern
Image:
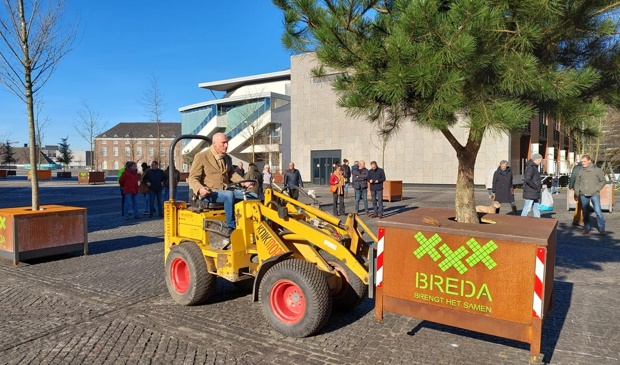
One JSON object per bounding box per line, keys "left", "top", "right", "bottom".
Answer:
{"left": 0, "top": 178, "right": 618, "bottom": 364}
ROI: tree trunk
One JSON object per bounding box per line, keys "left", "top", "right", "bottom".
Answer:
{"left": 441, "top": 127, "right": 483, "bottom": 224}
{"left": 20, "top": 0, "right": 39, "bottom": 211}
{"left": 455, "top": 148, "right": 478, "bottom": 223}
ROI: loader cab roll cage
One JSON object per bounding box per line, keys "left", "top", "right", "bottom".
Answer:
{"left": 168, "top": 134, "right": 212, "bottom": 205}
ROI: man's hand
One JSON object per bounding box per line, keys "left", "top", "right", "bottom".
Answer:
{"left": 243, "top": 181, "right": 253, "bottom": 188}
{"left": 491, "top": 193, "right": 495, "bottom": 199}
{"left": 199, "top": 186, "right": 211, "bottom": 198}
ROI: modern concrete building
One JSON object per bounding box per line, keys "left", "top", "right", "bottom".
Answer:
{"left": 94, "top": 122, "right": 182, "bottom": 172}
{"left": 179, "top": 71, "right": 291, "bottom": 173}
{"left": 290, "top": 53, "right": 575, "bottom": 185}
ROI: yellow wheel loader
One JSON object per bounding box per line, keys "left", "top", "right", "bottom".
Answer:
{"left": 164, "top": 135, "right": 378, "bottom": 337}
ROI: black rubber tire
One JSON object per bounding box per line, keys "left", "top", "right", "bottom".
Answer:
{"left": 319, "top": 250, "right": 368, "bottom": 312}
{"left": 259, "top": 259, "right": 332, "bottom": 337}
{"left": 165, "top": 242, "right": 216, "bottom": 306}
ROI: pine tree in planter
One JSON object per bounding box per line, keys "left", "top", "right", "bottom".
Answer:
{"left": 274, "top": 0, "right": 620, "bottom": 223}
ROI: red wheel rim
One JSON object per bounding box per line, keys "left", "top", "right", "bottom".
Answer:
{"left": 170, "top": 257, "right": 190, "bottom": 294}
{"left": 269, "top": 279, "right": 306, "bottom": 324}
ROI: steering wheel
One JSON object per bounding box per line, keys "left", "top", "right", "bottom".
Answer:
{"left": 227, "top": 179, "right": 258, "bottom": 190}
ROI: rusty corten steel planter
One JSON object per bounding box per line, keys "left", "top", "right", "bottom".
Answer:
{"left": 375, "top": 207, "right": 556, "bottom": 359}
{"left": 78, "top": 171, "right": 105, "bottom": 184}
{"left": 0, "top": 205, "right": 88, "bottom": 265}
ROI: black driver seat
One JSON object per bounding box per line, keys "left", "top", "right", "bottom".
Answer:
{"left": 189, "top": 189, "right": 225, "bottom": 213}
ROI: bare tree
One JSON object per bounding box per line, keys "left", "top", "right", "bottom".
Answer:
{"left": 141, "top": 74, "right": 165, "bottom": 162}
{"left": 0, "top": 0, "right": 76, "bottom": 209}
{"left": 34, "top": 101, "right": 50, "bottom": 168}
{"left": 595, "top": 108, "right": 620, "bottom": 174}
{"left": 74, "top": 100, "right": 107, "bottom": 171}
{"left": 237, "top": 97, "right": 271, "bottom": 163}
{"left": 126, "top": 132, "right": 138, "bottom": 162}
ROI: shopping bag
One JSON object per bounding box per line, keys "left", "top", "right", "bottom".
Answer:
{"left": 540, "top": 187, "right": 554, "bottom": 211}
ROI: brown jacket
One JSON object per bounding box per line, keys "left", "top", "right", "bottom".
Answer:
{"left": 188, "top": 148, "right": 243, "bottom": 194}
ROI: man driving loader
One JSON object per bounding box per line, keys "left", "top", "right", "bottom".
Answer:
{"left": 188, "top": 132, "right": 255, "bottom": 239}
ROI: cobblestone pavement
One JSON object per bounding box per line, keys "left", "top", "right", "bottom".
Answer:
{"left": 0, "top": 177, "right": 618, "bottom": 364}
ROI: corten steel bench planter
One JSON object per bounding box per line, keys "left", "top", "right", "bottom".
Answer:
{"left": 78, "top": 171, "right": 105, "bottom": 184}
{"left": 567, "top": 185, "right": 614, "bottom": 212}
{"left": 0, "top": 205, "right": 88, "bottom": 265}
{"left": 374, "top": 208, "right": 556, "bottom": 360}
{"left": 179, "top": 172, "right": 189, "bottom": 182}
{"left": 0, "top": 170, "right": 7, "bottom": 179}
{"left": 368, "top": 180, "right": 403, "bottom": 202}
{"left": 272, "top": 174, "right": 284, "bottom": 184}
{"left": 27, "top": 170, "right": 52, "bottom": 181}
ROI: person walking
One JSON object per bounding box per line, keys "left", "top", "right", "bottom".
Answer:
{"left": 521, "top": 154, "right": 543, "bottom": 218}
{"left": 234, "top": 162, "right": 245, "bottom": 177}
{"left": 244, "top": 162, "right": 262, "bottom": 196}
{"left": 342, "top": 159, "right": 351, "bottom": 198}
{"left": 329, "top": 164, "right": 346, "bottom": 216}
{"left": 575, "top": 154, "right": 607, "bottom": 235}
{"left": 142, "top": 160, "right": 167, "bottom": 218}
{"left": 262, "top": 165, "right": 273, "bottom": 193}
{"left": 569, "top": 161, "right": 584, "bottom": 226}
{"left": 163, "top": 164, "right": 181, "bottom": 201}
{"left": 139, "top": 162, "right": 150, "bottom": 215}
{"left": 118, "top": 161, "right": 130, "bottom": 215}
{"left": 368, "top": 161, "right": 386, "bottom": 218}
{"left": 551, "top": 173, "right": 559, "bottom": 194}
{"left": 352, "top": 160, "right": 369, "bottom": 216}
{"left": 119, "top": 161, "right": 141, "bottom": 219}
{"left": 284, "top": 162, "right": 304, "bottom": 200}
{"left": 491, "top": 160, "right": 518, "bottom": 215}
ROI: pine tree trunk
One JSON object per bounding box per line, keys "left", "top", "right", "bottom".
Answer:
{"left": 441, "top": 127, "right": 483, "bottom": 224}
{"left": 455, "top": 149, "right": 478, "bottom": 223}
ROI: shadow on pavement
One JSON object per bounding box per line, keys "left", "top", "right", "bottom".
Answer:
{"left": 541, "top": 281, "right": 573, "bottom": 364}
{"left": 87, "top": 235, "right": 162, "bottom": 255}
{"left": 319, "top": 297, "right": 374, "bottom": 335}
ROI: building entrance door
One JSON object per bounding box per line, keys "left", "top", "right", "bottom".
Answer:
{"left": 311, "top": 150, "right": 341, "bottom": 185}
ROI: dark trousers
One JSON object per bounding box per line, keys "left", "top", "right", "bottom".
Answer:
{"left": 149, "top": 190, "right": 164, "bottom": 217}
{"left": 120, "top": 187, "right": 125, "bottom": 215}
{"left": 289, "top": 187, "right": 300, "bottom": 200}
{"left": 370, "top": 190, "right": 383, "bottom": 215}
{"left": 332, "top": 192, "right": 345, "bottom": 215}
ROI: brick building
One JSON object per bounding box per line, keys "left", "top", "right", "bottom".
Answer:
{"left": 94, "top": 122, "right": 183, "bottom": 172}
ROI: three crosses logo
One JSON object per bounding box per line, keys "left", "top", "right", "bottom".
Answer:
{"left": 413, "top": 232, "right": 498, "bottom": 274}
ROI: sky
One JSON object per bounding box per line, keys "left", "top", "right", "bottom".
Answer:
{"left": 0, "top": 0, "right": 293, "bottom": 150}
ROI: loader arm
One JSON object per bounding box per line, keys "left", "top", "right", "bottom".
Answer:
{"left": 259, "top": 189, "right": 375, "bottom": 285}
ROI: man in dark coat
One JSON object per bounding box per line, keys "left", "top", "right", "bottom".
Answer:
{"left": 342, "top": 159, "right": 352, "bottom": 198}
{"left": 284, "top": 162, "right": 304, "bottom": 200}
{"left": 575, "top": 154, "right": 607, "bottom": 235}
{"left": 142, "top": 160, "right": 168, "bottom": 218}
{"left": 492, "top": 160, "right": 518, "bottom": 215}
{"left": 569, "top": 161, "right": 583, "bottom": 226}
{"left": 352, "top": 160, "right": 369, "bottom": 215}
{"left": 521, "top": 154, "right": 543, "bottom": 218}
{"left": 368, "top": 161, "right": 386, "bottom": 218}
